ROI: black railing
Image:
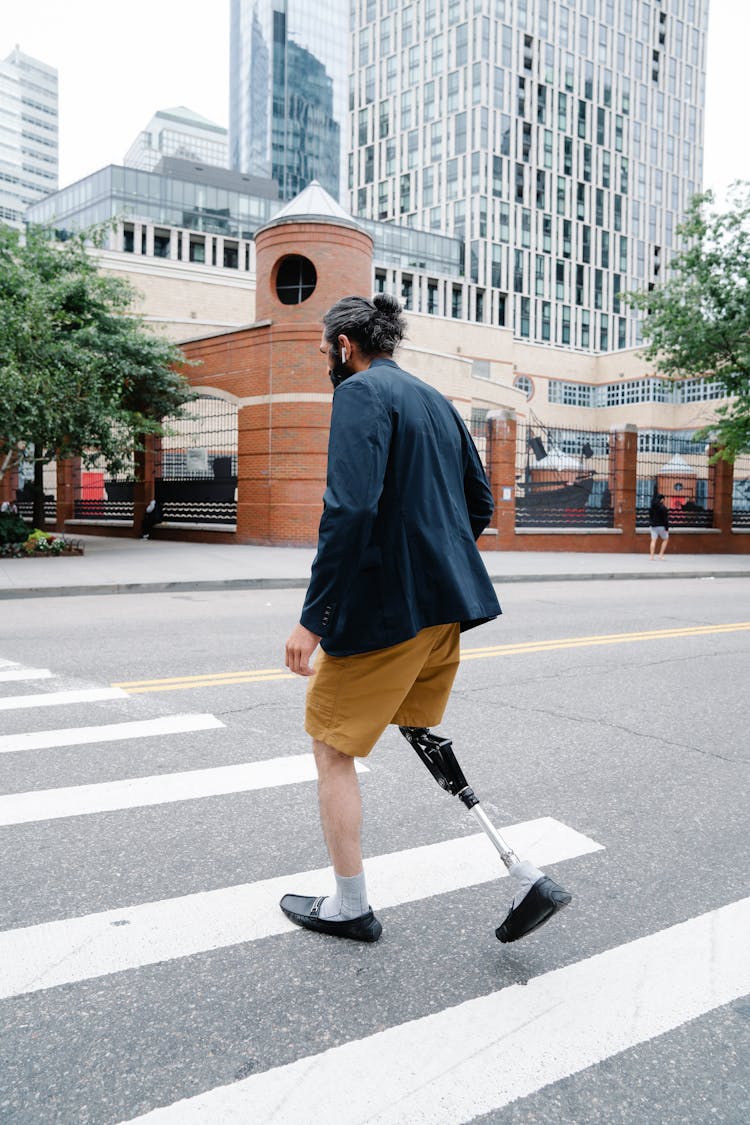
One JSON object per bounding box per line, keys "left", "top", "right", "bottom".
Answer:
{"left": 469, "top": 413, "right": 490, "bottom": 473}
{"left": 515, "top": 424, "right": 614, "bottom": 529}
{"left": 155, "top": 395, "right": 238, "bottom": 526}
{"left": 635, "top": 438, "right": 712, "bottom": 529}
{"left": 733, "top": 455, "right": 750, "bottom": 529}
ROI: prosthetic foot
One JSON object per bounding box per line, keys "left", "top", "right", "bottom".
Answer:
{"left": 399, "top": 727, "right": 572, "bottom": 943}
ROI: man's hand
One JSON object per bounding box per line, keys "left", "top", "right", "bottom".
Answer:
{"left": 285, "top": 623, "right": 322, "bottom": 677}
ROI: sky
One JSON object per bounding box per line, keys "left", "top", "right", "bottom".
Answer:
{"left": 4, "top": 0, "right": 749, "bottom": 202}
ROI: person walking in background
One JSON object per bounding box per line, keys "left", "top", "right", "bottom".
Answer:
{"left": 140, "top": 496, "right": 163, "bottom": 539}
{"left": 649, "top": 492, "right": 670, "bottom": 559}
{"left": 282, "top": 294, "right": 501, "bottom": 943}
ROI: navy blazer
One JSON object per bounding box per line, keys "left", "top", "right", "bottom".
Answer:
{"left": 300, "top": 357, "right": 502, "bottom": 656}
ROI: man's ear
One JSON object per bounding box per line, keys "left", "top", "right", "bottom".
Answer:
{"left": 338, "top": 333, "right": 352, "bottom": 363}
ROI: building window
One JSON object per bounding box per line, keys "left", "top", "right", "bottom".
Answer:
{"left": 542, "top": 302, "right": 551, "bottom": 341}
{"left": 548, "top": 379, "right": 592, "bottom": 406}
{"left": 427, "top": 281, "right": 438, "bottom": 314}
{"left": 520, "top": 297, "right": 530, "bottom": 337}
{"left": 514, "top": 374, "right": 534, "bottom": 399}
{"left": 275, "top": 255, "right": 317, "bottom": 304}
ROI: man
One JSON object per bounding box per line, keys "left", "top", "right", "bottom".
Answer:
{"left": 282, "top": 294, "right": 501, "bottom": 942}
{"left": 648, "top": 492, "right": 670, "bottom": 559}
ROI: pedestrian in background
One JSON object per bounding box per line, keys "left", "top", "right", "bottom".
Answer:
{"left": 140, "top": 497, "right": 163, "bottom": 539}
{"left": 649, "top": 492, "right": 670, "bottom": 559}
{"left": 282, "top": 294, "right": 501, "bottom": 943}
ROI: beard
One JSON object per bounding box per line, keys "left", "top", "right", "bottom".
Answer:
{"left": 329, "top": 358, "right": 352, "bottom": 388}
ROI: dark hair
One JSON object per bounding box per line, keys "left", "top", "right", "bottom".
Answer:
{"left": 322, "top": 294, "right": 407, "bottom": 357}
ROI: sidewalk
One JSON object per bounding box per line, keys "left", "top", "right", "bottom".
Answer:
{"left": 1, "top": 534, "right": 749, "bottom": 599}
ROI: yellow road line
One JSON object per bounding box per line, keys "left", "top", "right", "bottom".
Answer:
{"left": 112, "top": 621, "right": 750, "bottom": 694}
{"left": 114, "top": 667, "right": 289, "bottom": 688}
{"left": 461, "top": 621, "right": 750, "bottom": 659}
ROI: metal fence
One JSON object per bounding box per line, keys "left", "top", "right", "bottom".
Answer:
{"left": 635, "top": 434, "right": 712, "bottom": 529}
{"left": 74, "top": 455, "right": 135, "bottom": 521}
{"left": 154, "top": 395, "right": 238, "bottom": 525}
{"left": 15, "top": 457, "right": 57, "bottom": 524}
{"left": 469, "top": 409, "right": 490, "bottom": 472}
{"left": 733, "top": 451, "right": 750, "bottom": 529}
{"left": 515, "top": 424, "right": 614, "bottom": 528}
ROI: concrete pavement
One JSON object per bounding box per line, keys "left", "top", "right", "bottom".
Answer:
{"left": 1, "top": 533, "right": 749, "bottom": 599}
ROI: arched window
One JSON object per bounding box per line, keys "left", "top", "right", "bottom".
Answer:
{"left": 513, "top": 374, "right": 534, "bottom": 399}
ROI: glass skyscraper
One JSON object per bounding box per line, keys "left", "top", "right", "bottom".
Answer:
{"left": 230, "top": 0, "right": 348, "bottom": 200}
{"left": 348, "top": 0, "right": 708, "bottom": 352}
{"left": 0, "top": 47, "right": 58, "bottom": 227}
{"left": 124, "top": 107, "right": 229, "bottom": 172}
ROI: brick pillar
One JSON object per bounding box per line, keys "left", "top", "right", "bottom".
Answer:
{"left": 55, "top": 456, "right": 79, "bottom": 531}
{"left": 709, "top": 448, "right": 734, "bottom": 537}
{"left": 133, "top": 434, "right": 157, "bottom": 537}
{"left": 0, "top": 461, "right": 16, "bottom": 506}
{"left": 236, "top": 402, "right": 272, "bottom": 543}
{"left": 487, "top": 409, "right": 517, "bottom": 550}
{"left": 610, "top": 424, "right": 638, "bottom": 548}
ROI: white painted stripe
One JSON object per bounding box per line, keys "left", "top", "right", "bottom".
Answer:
{"left": 0, "top": 755, "right": 368, "bottom": 826}
{"left": 0, "top": 687, "right": 128, "bottom": 712}
{"left": 0, "top": 714, "right": 224, "bottom": 755}
{"left": 124, "top": 895, "right": 750, "bottom": 1125}
{"left": 0, "top": 668, "right": 52, "bottom": 683}
{"left": 0, "top": 818, "right": 599, "bottom": 999}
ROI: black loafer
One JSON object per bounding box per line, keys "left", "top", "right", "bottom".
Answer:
{"left": 280, "top": 894, "right": 382, "bottom": 942}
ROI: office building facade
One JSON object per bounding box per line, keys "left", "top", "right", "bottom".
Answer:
{"left": 124, "top": 107, "right": 229, "bottom": 172}
{"left": 348, "top": 0, "right": 708, "bottom": 352}
{"left": 0, "top": 46, "right": 58, "bottom": 227}
{"left": 229, "top": 0, "right": 348, "bottom": 199}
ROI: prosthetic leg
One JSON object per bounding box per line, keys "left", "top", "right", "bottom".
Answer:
{"left": 400, "top": 727, "right": 572, "bottom": 942}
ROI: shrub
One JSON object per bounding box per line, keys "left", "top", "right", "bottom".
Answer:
{"left": 0, "top": 512, "right": 29, "bottom": 545}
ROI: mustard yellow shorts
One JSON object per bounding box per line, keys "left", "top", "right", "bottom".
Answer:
{"left": 305, "top": 623, "right": 460, "bottom": 758}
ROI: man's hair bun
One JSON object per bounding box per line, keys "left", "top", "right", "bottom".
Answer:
{"left": 323, "top": 294, "right": 407, "bottom": 357}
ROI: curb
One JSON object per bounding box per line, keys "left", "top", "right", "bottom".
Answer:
{"left": 0, "top": 570, "right": 748, "bottom": 600}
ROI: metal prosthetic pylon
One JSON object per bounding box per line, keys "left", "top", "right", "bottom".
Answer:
{"left": 399, "top": 727, "right": 572, "bottom": 943}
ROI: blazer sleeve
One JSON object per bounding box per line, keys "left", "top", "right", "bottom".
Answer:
{"left": 453, "top": 408, "right": 494, "bottom": 540}
{"left": 300, "top": 378, "right": 391, "bottom": 637}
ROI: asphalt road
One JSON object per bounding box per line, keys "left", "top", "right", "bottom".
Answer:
{"left": 0, "top": 577, "right": 749, "bottom": 1124}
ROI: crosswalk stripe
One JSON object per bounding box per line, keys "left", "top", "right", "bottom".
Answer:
{"left": 0, "top": 668, "right": 52, "bottom": 683}
{"left": 0, "top": 687, "right": 128, "bottom": 712}
{"left": 0, "top": 714, "right": 224, "bottom": 755}
{"left": 123, "top": 894, "right": 750, "bottom": 1125}
{"left": 0, "top": 817, "right": 600, "bottom": 1000}
{"left": 0, "top": 755, "right": 368, "bottom": 826}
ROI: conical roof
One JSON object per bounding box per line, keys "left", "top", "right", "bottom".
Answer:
{"left": 535, "top": 449, "right": 583, "bottom": 471}
{"left": 659, "top": 453, "right": 697, "bottom": 476}
{"left": 257, "top": 181, "right": 367, "bottom": 234}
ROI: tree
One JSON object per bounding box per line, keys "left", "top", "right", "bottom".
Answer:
{"left": 626, "top": 183, "right": 750, "bottom": 460}
{"left": 0, "top": 223, "right": 196, "bottom": 526}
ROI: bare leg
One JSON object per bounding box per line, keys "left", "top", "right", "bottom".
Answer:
{"left": 313, "top": 738, "right": 363, "bottom": 876}
{"left": 649, "top": 536, "right": 657, "bottom": 558}
{"left": 659, "top": 538, "right": 668, "bottom": 557}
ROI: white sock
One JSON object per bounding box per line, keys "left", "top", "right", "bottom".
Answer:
{"left": 319, "top": 871, "right": 369, "bottom": 920}
{"left": 508, "top": 859, "right": 544, "bottom": 909}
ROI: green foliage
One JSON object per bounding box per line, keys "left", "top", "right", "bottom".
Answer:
{"left": 0, "top": 512, "right": 29, "bottom": 544}
{"left": 0, "top": 222, "right": 197, "bottom": 481}
{"left": 626, "top": 184, "right": 750, "bottom": 460}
